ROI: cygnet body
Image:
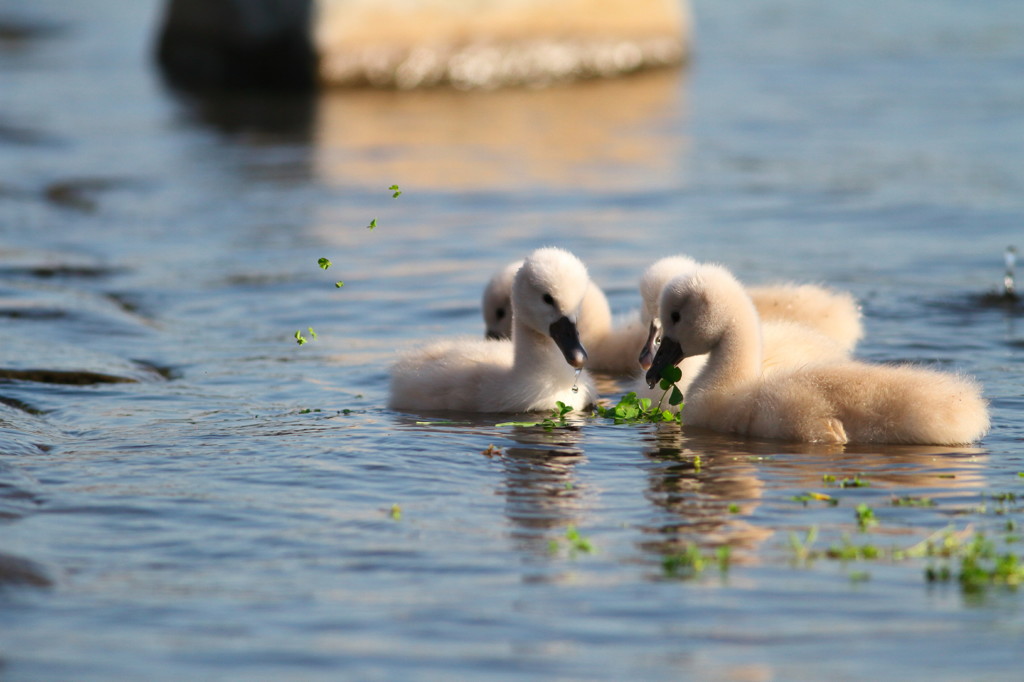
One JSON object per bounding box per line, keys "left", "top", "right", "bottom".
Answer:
{"left": 481, "top": 260, "right": 645, "bottom": 376}
{"left": 747, "top": 283, "right": 863, "bottom": 353}
{"left": 637, "top": 255, "right": 862, "bottom": 370}
{"left": 391, "top": 247, "right": 596, "bottom": 413}
{"left": 646, "top": 264, "right": 989, "bottom": 445}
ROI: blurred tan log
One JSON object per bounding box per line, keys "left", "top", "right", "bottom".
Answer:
{"left": 315, "top": 0, "right": 691, "bottom": 89}
{"left": 156, "top": 0, "right": 691, "bottom": 90}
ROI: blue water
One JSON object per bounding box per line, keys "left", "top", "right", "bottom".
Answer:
{"left": 2, "top": 0, "right": 1024, "bottom": 679}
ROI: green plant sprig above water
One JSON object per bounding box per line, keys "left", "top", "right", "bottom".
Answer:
{"left": 548, "top": 525, "right": 596, "bottom": 558}
{"left": 595, "top": 366, "right": 684, "bottom": 424}
{"left": 294, "top": 327, "right": 317, "bottom": 345}
{"left": 294, "top": 184, "right": 402, "bottom": 346}
{"left": 662, "top": 544, "right": 731, "bottom": 580}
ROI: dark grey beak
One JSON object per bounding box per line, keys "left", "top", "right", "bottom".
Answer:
{"left": 638, "top": 320, "right": 661, "bottom": 371}
{"left": 549, "top": 316, "right": 588, "bottom": 369}
{"left": 486, "top": 330, "right": 504, "bottom": 340}
{"left": 645, "top": 336, "right": 684, "bottom": 388}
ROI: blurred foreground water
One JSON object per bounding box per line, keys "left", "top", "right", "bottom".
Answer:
{"left": 1, "top": 0, "right": 1024, "bottom": 679}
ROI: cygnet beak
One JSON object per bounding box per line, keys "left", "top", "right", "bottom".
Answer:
{"left": 485, "top": 329, "right": 504, "bottom": 340}
{"left": 645, "top": 336, "right": 684, "bottom": 388}
{"left": 549, "top": 316, "right": 588, "bottom": 369}
{"left": 638, "top": 320, "right": 661, "bottom": 371}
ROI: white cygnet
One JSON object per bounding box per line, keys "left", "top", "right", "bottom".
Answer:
{"left": 391, "top": 247, "right": 596, "bottom": 413}
{"left": 631, "top": 256, "right": 852, "bottom": 410}
{"left": 636, "top": 255, "right": 862, "bottom": 371}
{"left": 645, "top": 264, "right": 989, "bottom": 445}
{"left": 481, "top": 259, "right": 644, "bottom": 376}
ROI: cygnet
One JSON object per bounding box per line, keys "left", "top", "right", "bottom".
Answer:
{"left": 645, "top": 264, "right": 989, "bottom": 445}
{"left": 391, "top": 247, "right": 596, "bottom": 413}
{"left": 481, "top": 259, "right": 646, "bottom": 376}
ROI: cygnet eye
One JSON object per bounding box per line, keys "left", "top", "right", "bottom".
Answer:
{"left": 542, "top": 293, "right": 555, "bottom": 306}
{"left": 670, "top": 311, "right": 680, "bottom": 324}
{"left": 495, "top": 307, "right": 506, "bottom": 320}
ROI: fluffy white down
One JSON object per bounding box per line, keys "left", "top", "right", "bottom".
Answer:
{"left": 652, "top": 264, "right": 989, "bottom": 445}
{"left": 391, "top": 247, "right": 596, "bottom": 413}
{"left": 480, "top": 259, "right": 646, "bottom": 376}
{"left": 629, "top": 256, "right": 852, "bottom": 410}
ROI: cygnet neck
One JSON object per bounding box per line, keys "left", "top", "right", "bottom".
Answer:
{"left": 693, "top": 295, "right": 763, "bottom": 394}
{"left": 512, "top": 320, "right": 567, "bottom": 372}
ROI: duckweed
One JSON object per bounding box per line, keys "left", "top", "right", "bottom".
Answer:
{"left": 662, "top": 545, "right": 731, "bottom": 579}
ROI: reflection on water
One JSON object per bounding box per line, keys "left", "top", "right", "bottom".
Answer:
{"left": 4, "top": 1, "right": 1024, "bottom": 680}
{"left": 640, "top": 429, "right": 771, "bottom": 559}
{"left": 313, "top": 68, "right": 688, "bottom": 191}
{"left": 635, "top": 426, "right": 991, "bottom": 566}
{"left": 500, "top": 444, "right": 587, "bottom": 549}
{"left": 177, "top": 90, "right": 317, "bottom": 141}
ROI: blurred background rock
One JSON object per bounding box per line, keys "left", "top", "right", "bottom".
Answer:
{"left": 156, "top": 0, "right": 692, "bottom": 90}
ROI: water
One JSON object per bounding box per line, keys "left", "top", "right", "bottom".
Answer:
{"left": 2, "top": 0, "right": 1024, "bottom": 679}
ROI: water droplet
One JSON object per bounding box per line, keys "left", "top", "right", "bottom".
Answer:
{"left": 571, "top": 368, "right": 581, "bottom": 393}
{"left": 1004, "top": 245, "right": 1017, "bottom": 297}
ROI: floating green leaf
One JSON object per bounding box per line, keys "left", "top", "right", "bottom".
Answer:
{"left": 367, "top": 218, "right": 377, "bottom": 230}
{"left": 855, "top": 503, "right": 878, "bottom": 531}
{"left": 294, "top": 330, "right": 306, "bottom": 345}
{"left": 318, "top": 257, "right": 332, "bottom": 270}
{"left": 497, "top": 401, "right": 574, "bottom": 431}
{"left": 389, "top": 184, "right": 402, "bottom": 198}
{"left": 565, "top": 525, "right": 594, "bottom": 555}
{"left": 594, "top": 391, "right": 681, "bottom": 424}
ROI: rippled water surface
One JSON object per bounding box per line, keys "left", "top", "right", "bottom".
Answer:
{"left": 2, "top": 0, "right": 1024, "bottom": 679}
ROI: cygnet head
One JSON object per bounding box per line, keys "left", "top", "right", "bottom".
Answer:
{"left": 645, "top": 264, "right": 742, "bottom": 387}
{"left": 481, "top": 260, "right": 522, "bottom": 339}
{"left": 513, "top": 247, "right": 590, "bottom": 369}
{"left": 637, "top": 255, "right": 699, "bottom": 370}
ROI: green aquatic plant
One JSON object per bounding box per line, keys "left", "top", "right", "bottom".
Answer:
{"left": 792, "top": 491, "right": 838, "bottom": 506}
{"left": 855, "top": 504, "right": 878, "bottom": 531}
{"left": 783, "top": 521, "right": 1024, "bottom": 593}
{"left": 823, "top": 473, "right": 870, "bottom": 489}
{"left": 367, "top": 218, "right": 377, "bottom": 230}
{"left": 565, "top": 526, "right": 594, "bottom": 555}
{"left": 662, "top": 544, "right": 731, "bottom": 580}
{"left": 826, "top": 535, "right": 882, "bottom": 561}
{"left": 594, "top": 366, "right": 684, "bottom": 424}
{"left": 926, "top": 533, "right": 1024, "bottom": 591}
{"left": 318, "top": 257, "right": 332, "bottom": 270}
{"left": 788, "top": 526, "right": 819, "bottom": 565}
{"left": 389, "top": 184, "right": 402, "bottom": 198}
{"left": 548, "top": 525, "right": 595, "bottom": 558}
{"left": 892, "top": 495, "right": 936, "bottom": 507}
{"left": 389, "top": 503, "right": 402, "bottom": 521}
{"left": 294, "top": 327, "right": 318, "bottom": 345}
{"left": 496, "top": 401, "right": 574, "bottom": 431}
{"left": 849, "top": 570, "right": 871, "bottom": 583}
